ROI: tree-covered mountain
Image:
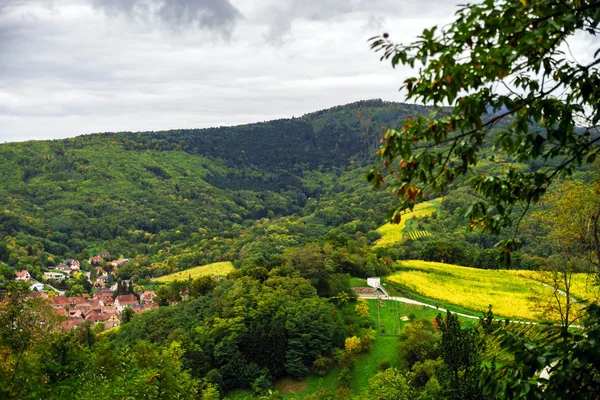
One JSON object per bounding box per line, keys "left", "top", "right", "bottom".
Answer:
{"left": 0, "top": 100, "right": 433, "bottom": 281}
{"left": 1, "top": 99, "right": 593, "bottom": 285}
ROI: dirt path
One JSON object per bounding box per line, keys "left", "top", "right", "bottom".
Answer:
{"left": 358, "top": 291, "right": 540, "bottom": 325}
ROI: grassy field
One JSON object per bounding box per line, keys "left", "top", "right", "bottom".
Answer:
{"left": 386, "top": 260, "right": 593, "bottom": 320}
{"left": 153, "top": 261, "right": 234, "bottom": 283}
{"left": 374, "top": 198, "right": 441, "bottom": 248}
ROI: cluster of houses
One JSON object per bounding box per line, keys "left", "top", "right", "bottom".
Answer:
{"left": 30, "top": 288, "right": 157, "bottom": 330}
{"left": 11, "top": 253, "right": 159, "bottom": 331}
{"left": 14, "top": 253, "right": 129, "bottom": 289}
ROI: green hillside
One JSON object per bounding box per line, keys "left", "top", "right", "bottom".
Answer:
{"left": 0, "top": 100, "right": 430, "bottom": 281}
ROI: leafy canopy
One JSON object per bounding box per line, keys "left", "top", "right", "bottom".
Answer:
{"left": 368, "top": 0, "right": 600, "bottom": 259}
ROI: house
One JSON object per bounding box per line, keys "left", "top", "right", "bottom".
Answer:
{"left": 94, "top": 266, "right": 107, "bottom": 276}
{"left": 43, "top": 271, "right": 66, "bottom": 281}
{"left": 93, "top": 278, "right": 106, "bottom": 289}
{"left": 84, "top": 310, "right": 106, "bottom": 324}
{"left": 30, "top": 281, "right": 45, "bottom": 292}
{"left": 51, "top": 296, "right": 71, "bottom": 309}
{"left": 367, "top": 277, "right": 381, "bottom": 288}
{"left": 66, "top": 259, "right": 80, "bottom": 270}
{"left": 141, "top": 291, "right": 156, "bottom": 305}
{"left": 94, "top": 288, "right": 114, "bottom": 303}
{"left": 98, "top": 252, "right": 110, "bottom": 259}
{"left": 89, "top": 298, "right": 101, "bottom": 311}
{"left": 54, "top": 308, "right": 68, "bottom": 317}
{"left": 69, "top": 297, "right": 87, "bottom": 307}
{"left": 27, "top": 291, "right": 48, "bottom": 299}
{"left": 111, "top": 258, "right": 129, "bottom": 267}
{"left": 114, "top": 294, "right": 138, "bottom": 311}
{"left": 15, "top": 270, "right": 31, "bottom": 281}
{"left": 54, "top": 263, "right": 72, "bottom": 275}
{"left": 65, "top": 317, "right": 85, "bottom": 330}
{"left": 89, "top": 256, "right": 103, "bottom": 264}
{"left": 105, "top": 313, "right": 121, "bottom": 329}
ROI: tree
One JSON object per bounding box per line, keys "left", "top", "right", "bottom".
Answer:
{"left": 366, "top": 368, "right": 411, "bottom": 400}
{"left": 355, "top": 298, "right": 370, "bottom": 317}
{"left": 0, "top": 281, "right": 64, "bottom": 398}
{"left": 190, "top": 275, "right": 217, "bottom": 298}
{"left": 368, "top": 0, "right": 600, "bottom": 261}
{"left": 524, "top": 181, "right": 600, "bottom": 330}
{"left": 121, "top": 307, "right": 135, "bottom": 324}
{"left": 482, "top": 304, "right": 600, "bottom": 399}
{"left": 435, "top": 311, "right": 485, "bottom": 400}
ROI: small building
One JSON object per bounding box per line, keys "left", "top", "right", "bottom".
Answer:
{"left": 114, "top": 294, "right": 138, "bottom": 311}
{"left": 15, "top": 270, "right": 31, "bottom": 281}
{"left": 111, "top": 258, "right": 129, "bottom": 267}
{"left": 54, "top": 263, "right": 73, "bottom": 275}
{"left": 30, "top": 282, "right": 45, "bottom": 292}
{"left": 51, "top": 296, "right": 71, "bottom": 309}
{"left": 66, "top": 259, "right": 80, "bottom": 270}
{"left": 89, "top": 256, "right": 103, "bottom": 264}
{"left": 104, "top": 313, "right": 121, "bottom": 330}
{"left": 94, "top": 288, "right": 114, "bottom": 304}
{"left": 141, "top": 291, "right": 156, "bottom": 305}
{"left": 367, "top": 277, "right": 381, "bottom": 288}
{"left": 44, "top": 271, "right": 66, "bottom": 281}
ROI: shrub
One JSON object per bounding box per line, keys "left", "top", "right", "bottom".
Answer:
{"left": 336, "top": 368, "right": 353, "bottom": 389}
{"left": 312, "top": 355, "right": 332, "bottom": 376}
{"left": 251, "top": 374, "right": 272, "bottom": 396}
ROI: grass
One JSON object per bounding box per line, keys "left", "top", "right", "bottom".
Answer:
{"left": 387, "top": 260, "right": 597, "bottom": 321}
{"left": 349, "top": 277, "right": 367, "bottom": 287}
{"left": 374, "top": 198, "right": 441, "bottom": 248}
{"left": 153, "top": 261, "right": 234, "bottom": 283}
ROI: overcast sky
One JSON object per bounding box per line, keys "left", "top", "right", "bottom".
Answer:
{"left": 0, "top": 0, "right": 461, "bottom": 143}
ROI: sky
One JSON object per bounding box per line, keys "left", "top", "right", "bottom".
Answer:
{"left": 0, "top": 0, "right": 464, "bottom": 143}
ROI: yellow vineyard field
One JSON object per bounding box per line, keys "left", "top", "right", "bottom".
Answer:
{"left": 375, "top": 199, "right": 441, "bottom": 248}
{"left": 406, "top": 230, "right": 433, "bottom": 240}
{"left": 387, "top": 260, "right": 595, "bottom": 320}
{"left": 154, "top": 261, "right": 235, "bottom": 283}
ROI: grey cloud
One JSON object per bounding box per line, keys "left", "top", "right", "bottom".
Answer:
{"left": 90, "top": 0, "right": 140, "bottom": 17}
{"left": 260, "top": 0, "right": 457, "bottom": 44}
{"left": 90, "top": 0, "right": 242, "bottom": 36}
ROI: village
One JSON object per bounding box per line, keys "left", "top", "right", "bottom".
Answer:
{"left": 12, "top": 252, "right": 158, "bottom": 331}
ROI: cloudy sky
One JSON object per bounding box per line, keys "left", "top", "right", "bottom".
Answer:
{"left": 0, "top": 0, "right": 460, "bottom": 143}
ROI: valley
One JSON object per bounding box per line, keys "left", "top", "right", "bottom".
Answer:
{"left": 1, "top": 100, "right": 599, "bottom": 399}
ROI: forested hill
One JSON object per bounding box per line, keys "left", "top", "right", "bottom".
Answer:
{"left": 0, "top": 99, "right": 433, "bottom": 280}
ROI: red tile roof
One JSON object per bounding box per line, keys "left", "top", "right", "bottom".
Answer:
{"left": 51, "top": 296, "right": 71, "bottom": 306}
{"left": 116, "top": 294, "right": 138, "bottom": 305}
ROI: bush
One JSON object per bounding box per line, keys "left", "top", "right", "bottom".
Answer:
{"left": 312, "top": 355, "right": 332, "bottom": 376}
{"left": 336, "top": 368, "right": 353, "bottom": 389}
{"left": 252, "top": 374, "right": 272, "bottom": 396}
{"left": 306, "top": 388, "right": 336, "bottom": 400}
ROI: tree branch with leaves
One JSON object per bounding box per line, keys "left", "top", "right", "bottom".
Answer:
{"left": 368, "top": 0, "right": 600, "bottom": 263}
